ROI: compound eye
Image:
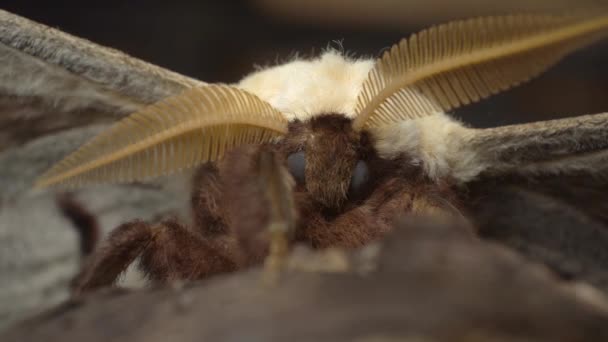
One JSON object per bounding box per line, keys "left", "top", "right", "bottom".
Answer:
{"left": 349, "top": 160, "right": 369, "bottom": 196}
{"left": 287, "top": 151, "right": 306, "bottom": 184}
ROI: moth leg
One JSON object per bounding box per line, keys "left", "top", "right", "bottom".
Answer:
{"left": 217, "top": 147, "right": 297, "bottom": 283}
{"left": 191, "top": 163, "right": 229, "bottom": 236}
{"left": 56, "top": 192, "right": 100, "bottom": 256}
{"left": 138, "top": 219, "right": 237, "bottom": 283}
{"left": 73, "top": 219, "right": 237, "bottom": 295}
{"left": 72, "top": 220, "right": 153, "bottom": 295}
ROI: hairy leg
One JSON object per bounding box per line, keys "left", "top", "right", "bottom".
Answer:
{"left": 139, "top": 219, "right": 237, "bottom": 283}
{"left": 191, "top": 164, "right": 228, "bottom": 236}
{"left": 73, "top": 219, "right": 238, "bottom": 295}
{"left": 296, "top": 178, "right": 468, "bottom": 248}
{"left": 73, "top": 220, "right": 152, "bottom": 295}
{"left": 190, "top": 157, "right": 271, "bottom": 266}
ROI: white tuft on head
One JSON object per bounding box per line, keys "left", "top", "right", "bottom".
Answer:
{"left": 237, "top": 50, "right": 374, "bottom": 121}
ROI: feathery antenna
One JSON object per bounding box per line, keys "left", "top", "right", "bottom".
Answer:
{"left": 353, "top": 11, "right": 608, "bottom": 130}
{"left": 36, "top": 85, "right": 288, "bottom": 188}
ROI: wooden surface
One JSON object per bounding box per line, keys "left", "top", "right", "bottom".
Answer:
{"left": 3, "top": 219, "right": 608, "bottom": 341}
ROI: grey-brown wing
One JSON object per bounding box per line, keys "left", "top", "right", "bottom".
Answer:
{"left": 0, "top": 7, "right": 208, "bottom": 200}
{"left": 0, "top": 9, "right": 205, "bottom": 151}
{"left": 0, "top": 10, "right": 205, "bottom": 327}
{"left": 464, "top": 112, "right": 608, "bottom": 179}
{"left": 459, "top": 113, "right": 608, "bottom": 292}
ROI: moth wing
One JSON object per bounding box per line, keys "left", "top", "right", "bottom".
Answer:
{"left": 459, "top": 113, "right": 608, "bottom": 290}
{"left": 0, "top": 10, "right": 211, "bottom": 323}
{"left": 462, "top": 112, "right": 608, "bottom": 179}
{"left": 0, "top": 9, "right": 206, "bottom": 151}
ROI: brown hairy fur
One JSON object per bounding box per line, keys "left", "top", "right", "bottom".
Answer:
{"left": 138, "top": 220, "right": 237, "bottom": 282}
{"left": 220, "top": 145, "right": 273, "bottom": 265}
{"left": 73, "top": 220, "right": 152, "bottom": 294}
{"left": 74, "top": 219, "right": 239, "bottom": 295}
{"left": 190, "top": 164, "right": 227, "bottom": 236}
{"left": 302, "top": 115, "right": 361, "bottom": 209}
{"left": 73, "top": 114, "right": 463, "bottom": 293}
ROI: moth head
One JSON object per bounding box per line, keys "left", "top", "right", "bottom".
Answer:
{"left": 281, "top": 114, "right": 367, "bottom": 210}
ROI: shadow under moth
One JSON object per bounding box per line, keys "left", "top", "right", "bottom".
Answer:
{"left": 3, "top": 8, "right": 608, "bottom": 294}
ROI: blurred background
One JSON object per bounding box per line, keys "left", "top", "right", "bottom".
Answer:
{"left": 2, "top": 0, "right": 608, "bottom": 332}
{"left": 4, "top": 0, "right": 608, "bottom": 126}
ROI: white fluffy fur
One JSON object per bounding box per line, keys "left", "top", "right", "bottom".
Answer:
{"left": 238, "top": 51, "right": 374, "bottom": 121}
{"left": 237, "top": 51, "right": 478, "bottom": 183}
{"left": 370, "top": 115, "right": 481, "bottom": 182}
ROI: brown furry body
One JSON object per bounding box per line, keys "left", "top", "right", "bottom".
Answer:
{"left": 74, "top": 114, "right": 461, "bottom": 294}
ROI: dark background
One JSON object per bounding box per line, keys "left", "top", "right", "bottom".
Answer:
{"left": 3, "top": 0, "right": 608, "bottom": 127}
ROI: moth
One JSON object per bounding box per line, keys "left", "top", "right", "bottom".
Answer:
{"left": 5, "top": 9, "right": 608, "bottom": 293}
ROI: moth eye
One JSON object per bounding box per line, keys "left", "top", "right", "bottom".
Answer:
{"left": 287, "top": 151, "right": 306, "bottom": 184}
{"left": 349, "top": 160, "right": 370, "bottom": 196}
